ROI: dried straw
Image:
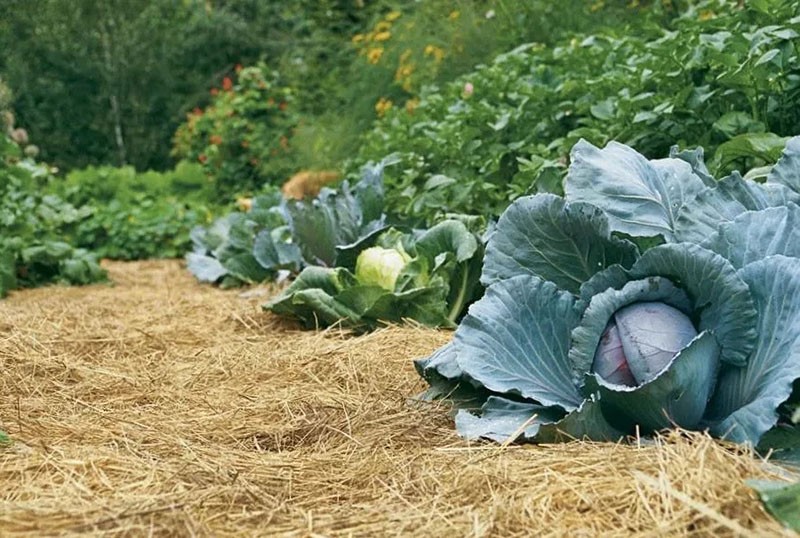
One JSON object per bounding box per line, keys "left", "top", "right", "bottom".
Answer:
{"left": 0, "top": 260, "right": 795, "bottom": 537}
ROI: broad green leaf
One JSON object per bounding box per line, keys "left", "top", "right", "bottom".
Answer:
{"left": 768, "top": 136, "right": 800, "bottom": 194}
{"left": 186, "top": 252, "right": 227, "bottom": 283}
{"left": 577, "top": 264, "right": 631, "bottom": 304}
{"left": 712, "top": 112, "right": 765, "bottom": 140}
{"left": 703, "top": 204, "right": 800, "bottom": 269}
{"left": 455, "top": 396, "right": 565, "bottom": 442}
{"left": 334, "top": 225, "right": 392, "bottom": 271}
{"left": 481, "top": 194, "right": 638, "bottom": 292}
{"left": 22, "top": 241, "right": 72, "bottom": 263}
{"left": 536, "top": 395, "right": 628, "bottom": 442}
{"left": 0, "top": 430, "right": 10, "bottom": 447}
{"left": 454, "top": 275, "right": 584, "bottom": 410}
{"left": 285, "top": 171, "right": 387, "bottom": 267}
{"left": 253, "top": 227, "right": 302, "bottom": 271}
{"left": 708, "top": 256, "right": 800, "bottom": 445}
{"left": 265, "top": 268, "right": 363, "bottom": 328}
{"left": 565, "top": 140, "right": 705, "bottom": 240}
{"left": 415, "top": 220, "right": 479, "bottom": 265}
{"left": 674, "top": 172, "right": 800, "bottom": 243}
{"left": 587, "top": 332, "right": 720, "bottom": 431}
{"left": 570, "top": 277, "right": 691, "bottom": 386}
{"left": 758, "top": 425, "right": 800, "bottom": 468}
{"left": 415, "top": 342, "right": 462, "bottom": 382}
{"left": 711, "top": 133, "right": 789, "bottom": 172}
{"left": 414, "top": 343, "right": 491, "bottom": 407}
{"left": 669, "top": 145, "right": 715, "bottom": 186}
{"left": 362, "top": 285, "right": 451, "bottom": 328}
{"left": 268, "top": 288, "right": 362, "bottom": 327}
{"left": 221, "top": 253, "right": 271, "bottom": 284}
{"left": 629, "top": 243, "right": 757, "bottom": 367}
{"left": 754, "top": 48, "right": 782, "bottom": 67}
{"left": 748, "top": 480, "right": 800, "bottom": 532}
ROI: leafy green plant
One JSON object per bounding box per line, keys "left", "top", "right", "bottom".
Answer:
{"left": 50, "top": 162, "right": 216, "bottom": 260}
{"left": 185, "top": 161, "right": 389, "bottom": 288}
{"left": 748, "top": 480, "right": 800, "bottom": 532}
{"left": 172, "top": 64, "right": 298, "bottom": 197}
{"left": 0, "top": 135, "right": 106, "bottom": 297}
{"left": 186, "top": 188, "right": 300, "bottom": 288}
{"left": 355, "top": 0, "right": 800, "bottom": 224}
{"left": 266, "top": 219, "right": 485, "bottom": 330}
{"left": 416, "top": 135, "right": 800, "bottom": 446}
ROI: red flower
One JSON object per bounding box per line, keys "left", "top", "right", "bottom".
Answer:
{"left": 210, "top": 88, "right": 219, "bottom": 96}
{"left": 279, "top": 101, "right": 288, "bottom": 111}
{"left": 198, "top": 154, "right": 208, "bottom": 164}
{"left": 222, "top": 77, "right": 233, "bottom": 91}
{"left": 210, "top": 135, "right": 222, "bottom": 146}
{"left": 192, "top": 107, "right": 203, "bottom": 116}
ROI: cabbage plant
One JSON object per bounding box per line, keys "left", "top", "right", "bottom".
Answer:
{"left": 355, "top": 245, "right": 412, "bottom": 291}
{"left": 416, "top": 137, "right": 800, "bottom": 446}
{"left": 265, "top": 220, "right": 484, "bottom": 330}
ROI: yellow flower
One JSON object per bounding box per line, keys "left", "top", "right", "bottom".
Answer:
{"left": 424, "top": 44, "right": 444, "bottom": 63}
{"left": 590, "top": 0, "right": 605, "bottom": 12}
{"left": 698, "top": 9, "right": 715, "bottom": 20}
{"left": 375, "top": 97, "right": 393, "bottom": 117}
{"left": 375, "top": 21, "right": 391, "bottom": 32}
{"left": 385, "top": 10, "right": 401, "bottom": 21}
{"left": 395, "top": 63, "right": 414, "bottom": 84}
{"left": 367, "top": 47, "right": 384, "bottom": 64}
{"left": 374, "top": 31, "right": 391, "bottom": 42}
{"left": 405, "top": 98, "right": 419, "bottom": 114}
{"left": 351, "top": 33, "right": 365, "bottom": 44}
{"left": 448, "top": 10, "right": 460, "bottom": 20}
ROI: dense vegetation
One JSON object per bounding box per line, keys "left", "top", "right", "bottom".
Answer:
{"left": 2, "top": 0, "right": 800, "bottom": 523}
{"left": 2, "top": 0, "right": 799, "bottom": 294}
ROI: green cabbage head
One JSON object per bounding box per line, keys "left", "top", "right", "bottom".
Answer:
{"left": 416, "top": 137, "right": 800, "bottom": 446}
{"left": 355, "top": 245, "right": 411, "bottom": 291}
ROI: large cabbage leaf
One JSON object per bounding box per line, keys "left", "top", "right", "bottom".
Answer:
{"left": 707, "top": 256, "right": 800, "bottom": 444}
{"left": 481, "top": 194, "right": 638, "bottom": 292}
{"left": 564, "top": 140, "right": 706, "bottom": 240}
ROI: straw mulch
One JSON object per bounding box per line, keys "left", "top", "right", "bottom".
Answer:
{"left": 0, "top": 260, "right": 796, "bottom": 537}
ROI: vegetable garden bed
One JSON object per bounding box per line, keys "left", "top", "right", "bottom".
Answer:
{"left": 0, "top": 260, "right": 794, "bottom": 536}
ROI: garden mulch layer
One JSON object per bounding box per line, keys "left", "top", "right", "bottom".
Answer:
{"left": 0, "top": 260, "right": 796, "bottom": 537}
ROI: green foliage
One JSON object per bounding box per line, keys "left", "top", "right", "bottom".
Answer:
{"left": 50, "top": 162, "right": 216, "bottom": 260}
{"left": 355, "top": 0, "right": 800, "bottom": 224}
{"left": 172, "top": 64, "right": 299, "bottom": 196}
{"left": 748, "top": 480, "right": 800, "bottom": 531}
{"left": 416, "top": 135, "right": 800, "bottom": 445}
{"left": 0, "top": 135, "right": 106, "bottom": 297}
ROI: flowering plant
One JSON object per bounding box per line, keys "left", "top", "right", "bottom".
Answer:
{"left": 172, "top": 63, "right": 298, "bottom": 197}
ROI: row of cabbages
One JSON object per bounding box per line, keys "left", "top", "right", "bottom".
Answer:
{"left": 187, "top": 161, "right": 484, "bottom": 330}
{"left": 416, "top": 136, "right": 800, "bottom": 447}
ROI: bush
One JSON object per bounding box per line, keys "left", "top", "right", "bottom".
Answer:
{"left": 172, "top": 64, "right": 299, "bottom": 198}
{"left": 354, "top": 0, "right": 800, "bottom": 224}
{"left": 51, "top": 162, "right": 216, "bottom": 260}
{"left": 0, "top": 135, "right": 105, "bottom": 296}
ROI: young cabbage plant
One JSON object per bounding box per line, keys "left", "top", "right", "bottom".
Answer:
{"left": 264, "top": 219, "right": 485, "bottom": 330}
{"left": 416, "top": 136, "right": 800, "bottom": 446}
{"left": 186, "top": 191, "right": 301, "bottom": 287}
